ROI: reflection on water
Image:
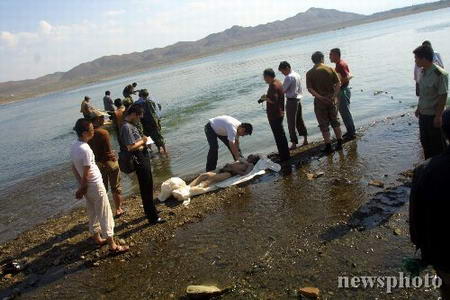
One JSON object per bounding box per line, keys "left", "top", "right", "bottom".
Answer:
{"left": 0, "top": 7, "right": 449, "bottom": 242}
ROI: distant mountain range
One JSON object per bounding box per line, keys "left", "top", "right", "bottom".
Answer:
{"left": 1, "top": 0, "right": 449, "bottom": 104}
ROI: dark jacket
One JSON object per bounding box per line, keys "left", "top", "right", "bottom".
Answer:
{"left": 409, "top": 147, "right": 450, "bottom": 271}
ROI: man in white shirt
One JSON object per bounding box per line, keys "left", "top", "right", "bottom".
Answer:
{"left": 71, "top": 118, "right": 128, "bottom": 254}
{"left": 204, "top": 115, "right": 253, "bottom": 171}
{"left": 278, "top": 61, "right": 308, "bottom": 149}
{"left": 414, "top": 40, "right": 444, "bottom": 96}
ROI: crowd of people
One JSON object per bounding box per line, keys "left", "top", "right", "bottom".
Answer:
{"left": 69, "top": 41, "right": 450, "bottom": 297}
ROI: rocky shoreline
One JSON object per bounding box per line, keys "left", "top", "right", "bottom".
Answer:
{"left": 0, "top": 112, "right": 443, "bottom": 299}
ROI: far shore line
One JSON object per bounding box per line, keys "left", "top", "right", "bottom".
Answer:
{"left": 1, "top": 2, "right": 449, "bottom": 105}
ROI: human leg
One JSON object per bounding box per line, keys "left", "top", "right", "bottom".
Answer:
{"left": 296, "top": 101, "right": 308, "bottom": 145}
{"left": 286, "top": 99, "right": 299, "bottom": 147}
{"left": 269, "top": 117, "right": 290, "bottom": 161}
{"left": 205, "top": 123, "right": 219, "bottom": 171}
{"left": 338, "top": 88, "right": 355, "bottom": 137}
{"left": 134, "top": 151, "right": 159, "bottom": 222}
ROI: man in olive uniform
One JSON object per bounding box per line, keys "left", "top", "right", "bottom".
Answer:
{"left": 413, "top": 45, "right": 448, "bottom": 159}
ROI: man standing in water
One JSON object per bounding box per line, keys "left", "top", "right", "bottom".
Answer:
{"left": 330, "top": 48, "right": 356, "bottom": 139}
{"left": 70, "top": 118, "right": 128, "bottom": 254}
{"left": 205, "top": 115, "right": 253, "bottom": 172}
{"left": 278, "top": 61, "right": 308, "bottom": 149}
{"left": 88, "top": 111, "right": 124, "bottom": 217}
{"left": 122, "top": 82, "right": 138, "bottom": 108}
{"left": 413, "top": 45, "right": 448, "bottom": 159}
{"left": 410, "top": 108, "right": 450, "bottom": 299}
{"left": 262, "top": 68, "right": 290, "bottom": 162}
{"left": 80, "top": 96, "right": 94, "bottom": 119}
{"left": 306, "top": 51, "right": 343, "bottom": 153}
{"left": 103, "top": 91, "right": 115, "bottom": 114}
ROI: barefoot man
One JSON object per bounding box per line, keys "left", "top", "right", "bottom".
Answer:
{"left": 71, "top": 118, "right": 128, "bottom": 254}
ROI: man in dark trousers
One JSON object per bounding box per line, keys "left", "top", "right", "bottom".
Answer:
{"left": 262, "top": 68, "right": 290, "bottom": 162}
{"left": 410, "top": 108, "right": 450, "bottom": 299}
{"left": 204, "top": 115, "right": 253, "bottom": 172}
{"left": 278, "top": 61, "right": 308, "bottom": 149}
{"left": 120, "top": 104, "right": 165, "bottom": 225}
{"left": 413, "top": 45, "right": 448, "bottom": 159}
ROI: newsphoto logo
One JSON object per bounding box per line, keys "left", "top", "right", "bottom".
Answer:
{"left": 338, "top": 272, "right": 442, "bottom": 294}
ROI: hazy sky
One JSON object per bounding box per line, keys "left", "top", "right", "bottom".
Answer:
{"left": 0, "top": 0, "right": 436, "bottom": 82}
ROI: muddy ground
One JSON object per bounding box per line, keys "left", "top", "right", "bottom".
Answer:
{"left": 0, "top": 112, "right": 443, "bottom": 299}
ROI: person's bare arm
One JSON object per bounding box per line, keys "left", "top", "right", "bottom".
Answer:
{"left": 229, "top": 141, "right": 241, "bottom": 161}
{"left": 72, "top": 164, "right": 81, "bottom": 185}
{"left": 126, "top": 136, "right": 148, "bottom": 152}
{"left": 75, "top": 166, "right": 90, "bottom": 199}
{"left": 308, "top": 88, "right": 331, "bottom": 105}
{"left": 433, "top": 93, "right": 447, "bottom": 128}
{"left": 333, "top": 82, "right": 341, "bottom": 105}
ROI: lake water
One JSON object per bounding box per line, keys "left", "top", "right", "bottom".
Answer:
{"left": 0, "top": 7, "right": 449, "bottom": 243}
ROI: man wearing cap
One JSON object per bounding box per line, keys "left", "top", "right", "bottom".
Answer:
{"left": 410, "top": 108, "right": 450, "bottom": 299}
{"left": 88, "top": 111, "right": 124, "bottom": 217}
{"left": 205, "top": 115, "right": 253, "bottom": 172}
{"left": 80, "top": 96, "right": 94, "bottom": 119}
{"left": 413, "top": 45, "right": 448, "bottom": 159}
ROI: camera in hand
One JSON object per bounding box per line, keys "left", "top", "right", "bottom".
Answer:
{"left": 258, "top": 95, "right": 267, "bottom": 104}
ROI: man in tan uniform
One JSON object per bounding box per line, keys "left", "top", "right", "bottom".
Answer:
{"left": 306, "top": 51, "right": 343, "bottom": 153}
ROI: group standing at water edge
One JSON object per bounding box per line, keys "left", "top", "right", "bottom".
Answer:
{"left": 69, "top": 41, "right": 449, "bottom": 296}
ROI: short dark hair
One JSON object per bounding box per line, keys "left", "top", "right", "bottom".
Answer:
{"left": 73, "top": 118, "right": 91, "bottom": 137}
{"left": 84, "top": 96, "right": 90, "bottom": 101}
{"left": 114, "top": 98, "right": 122, "bottom": 108}
{"left": 105, "top": 90, "right": 110, "bottom": 95}
{"left": 422, "top": 40, "right": 432, "bottom": 47}
{"left": 278, "top": 61, "right": 291, "bottom": 71}
{"left": 126, "top": 103, "right": 144, "bottom": 116}
{"left": 413, "top": 45, "right": 434, "bottom": 62}
{"left": 263, "top": 68, "right": 275, "bottom": 78}
{"left": 311, "top": 51, "right": 324, "bottom": 64}
{"left": 330, "top": 48, "right": 341, "bottom": 57}
{"left": 240, "top": 123, "right": 253, "bottom": 135}
{"left": 132, "top": 82, "right": 137, "bottom": 87}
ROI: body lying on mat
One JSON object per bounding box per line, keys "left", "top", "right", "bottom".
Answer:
{"left": 189, "top": 155, "right": 260, "bottom": 191}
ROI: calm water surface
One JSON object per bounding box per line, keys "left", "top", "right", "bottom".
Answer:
{"left": 0, "top": 8, "right": 449, "bottom": 242}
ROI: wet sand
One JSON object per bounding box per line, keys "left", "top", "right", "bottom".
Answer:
{"left": 0, "top": 112, "right": 442, "bottom": 299}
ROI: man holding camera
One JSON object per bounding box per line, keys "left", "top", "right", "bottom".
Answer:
{"left": 261, "top": 68, "right": 290, "bottom": 162}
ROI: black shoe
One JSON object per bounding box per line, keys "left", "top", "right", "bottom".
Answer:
{"left": 335, "top": 139, "right": 343, "bottom": 151}
{"left": 148, "top": 217, "right": 166, "bottom": 225}
{"left": 343, "top": 132, "right": 356, "bottom": 140}
{"left": 321, "top": 144, "right": 332, "bottom": 154}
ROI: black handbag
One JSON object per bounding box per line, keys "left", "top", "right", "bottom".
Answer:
{"left": 118, "top": 150, "right": 136, "bottom": 174}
